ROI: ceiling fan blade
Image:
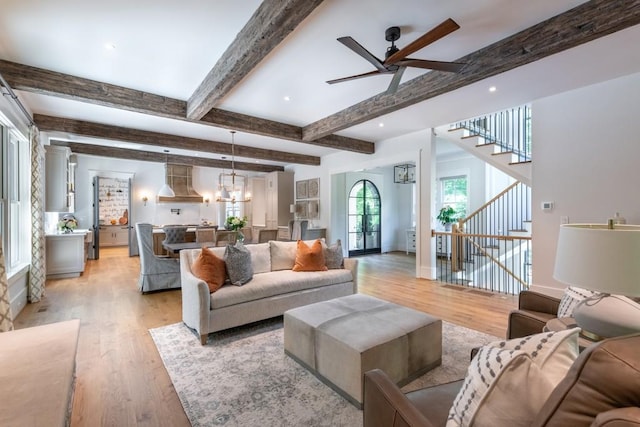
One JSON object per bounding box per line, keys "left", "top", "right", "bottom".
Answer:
{"left": 326, "top": 70, "right": 386, "bottom": 85}
{"left": 396, "top": 58, "right": 465, "bottom": 73}
{"left": 384, "top": 18, "right": 460, "bottom": 65}
{"left": 337, "top": 36, "right": 388, "bottom": 72}
{"left": 386, "top": 66, "right": 406, "bottom": 94}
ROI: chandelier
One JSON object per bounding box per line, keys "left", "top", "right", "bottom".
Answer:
{"left": 215, "top": 131, "right": 251, "bottom": 204}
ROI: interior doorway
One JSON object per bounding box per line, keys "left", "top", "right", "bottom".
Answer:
{"left": 348, "top": 179, "right": 381, "bottom": 256}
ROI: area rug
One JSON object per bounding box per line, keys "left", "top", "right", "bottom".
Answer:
{"left": 150, "top": 318, "right": 498, "bottom": 427}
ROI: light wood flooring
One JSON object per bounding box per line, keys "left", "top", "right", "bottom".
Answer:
{"left": 14, "top": 247, "right": 517, "bottom": 426}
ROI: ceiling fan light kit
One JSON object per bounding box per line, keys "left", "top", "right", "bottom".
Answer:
{"left": 328, "top": 18, "right": 464, "bottom": 94}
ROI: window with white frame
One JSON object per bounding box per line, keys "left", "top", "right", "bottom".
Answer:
{"left": 0, "top": 119, "right": 31, "bottom": 275}
{"left": 439, "top": 175, "right": 468, "bottom": 220}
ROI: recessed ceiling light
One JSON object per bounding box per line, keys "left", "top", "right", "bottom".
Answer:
{"left": 104, "top": 42, "right": 116, "bottom": 50}
{"left": 283, "top": 96, "right": 291, "bottom": 102}
{"left": 489, "top": 86, "right": 497, "bottom": 92}
{"left": 378, "top": 123, "right": 384, "bottom": 127}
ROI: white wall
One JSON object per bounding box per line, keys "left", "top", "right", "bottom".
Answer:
{"left": 532, "top": 71, "right": 640, "bottom": 296}
{"left": 435, "top": 150, "right": 489, "bottom": 224}
{"left": 292, "top": 130, "right": 432, "bottom": 256}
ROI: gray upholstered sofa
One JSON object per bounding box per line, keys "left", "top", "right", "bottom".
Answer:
{"left": 181, "top": 239, "right": 358, "bottom": 344}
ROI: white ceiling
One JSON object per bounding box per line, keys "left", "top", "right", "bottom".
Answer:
{"left": 1, "top": 0, "right": 639, "bottom": 166}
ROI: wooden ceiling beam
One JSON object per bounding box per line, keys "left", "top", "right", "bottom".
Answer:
{"left": 50, "top": 140, "right": 283, "bottom": 173}
{"left": 302, "top": 0, "right": 640, "bottom": 141}
{"left": 200, "top": 109, "right": 375, "bottom": 153}
{"left": 187, "top": 0, "right": 325, "bottom": 120}
{"left": 35, "top": 114, "right": 319, "bottom": 165}
{"left": 0, "top": 59, "right": 374, "bottom": 154}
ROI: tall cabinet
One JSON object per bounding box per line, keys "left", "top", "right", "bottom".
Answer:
{"left": 45, "top": 145, "right": 74, "bottom": 212}
{"left": 265, "top": 171, "right": 294, "bottom": 229}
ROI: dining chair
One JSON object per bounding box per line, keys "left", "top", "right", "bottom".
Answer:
{"left": 135, "top": 223, "right": 180, "bottom": 293}
{"left": 215, "top": 230, "right": 237, "bottom": 246}
{"left": 258, "top": 229, "right": 278, "bottom": 243}
{"left": 195, "top": 227, "right": 216, "bottom": 244}
{"left": 162, "top": 225, "right": 187, "bottom": 245}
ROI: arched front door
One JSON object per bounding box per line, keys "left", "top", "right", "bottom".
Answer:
{"left": 348, "top": 179, "right": 381, "bottom": 256}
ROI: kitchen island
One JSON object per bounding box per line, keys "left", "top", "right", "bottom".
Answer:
{"left": 45, "top": 229, "right": 92, "bottom": 279}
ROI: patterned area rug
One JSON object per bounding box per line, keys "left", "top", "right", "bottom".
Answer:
{"left": 150, "top": 318, "right": 499, "bottom": 427}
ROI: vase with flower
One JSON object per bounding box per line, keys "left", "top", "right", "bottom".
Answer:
{"left": 225, "top": 215, "right": 248, "bottom": 242}
{"left": 57, "top": 215, "right": 78, "bottom": 233}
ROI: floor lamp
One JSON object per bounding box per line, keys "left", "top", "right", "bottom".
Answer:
{"left": 553, "top": 223, "right": 640, "bottom": 339}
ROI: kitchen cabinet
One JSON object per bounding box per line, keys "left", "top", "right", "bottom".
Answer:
{"left": 45, "top": 145, "right": 73, "bottom": 212}
{"left": 46, "top": 230, "right": 91, "bottom": 278}
{"left": 265, "top": 171, "right": 294, "bottom": 228}
{"left": 99, "top": 225, "right": 130, "bottom": 247}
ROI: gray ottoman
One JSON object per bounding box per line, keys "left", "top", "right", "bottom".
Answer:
{"left": 284, "top": 294, "right": 442, "bottom": 408}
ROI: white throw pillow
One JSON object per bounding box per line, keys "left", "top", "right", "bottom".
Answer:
{"left": 557, "top": 286, "right": 600, "bottom": 318}
{"left": 488, "top": 327, "right": 580, "bottom": 386}
{"left": 446, "top": 328, "right": 580, "bottom": 427}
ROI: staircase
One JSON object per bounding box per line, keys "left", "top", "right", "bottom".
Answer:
{"left": 434, "top": 181, "right": 532, "bottom": 294}
{"left": 435, "top": 105, "right": 532, "bottom": 186}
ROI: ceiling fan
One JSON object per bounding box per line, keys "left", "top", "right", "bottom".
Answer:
{"left": 327, "top": 18, "right": 464, "bottom": 94}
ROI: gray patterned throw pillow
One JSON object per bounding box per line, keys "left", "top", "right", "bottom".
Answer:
{"left": 324, "top": 239, "right": 344, "bottom": 269}
{"left": 224, "top": 242, "right": 253, "bottom": 286}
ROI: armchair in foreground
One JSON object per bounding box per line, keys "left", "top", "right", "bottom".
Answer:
{"left": 363, "top": 333, "right": 640, "bottom": 427}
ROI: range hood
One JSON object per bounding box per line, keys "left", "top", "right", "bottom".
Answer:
{"left": 158, "top": 164, "right": 203, "bottom": 203}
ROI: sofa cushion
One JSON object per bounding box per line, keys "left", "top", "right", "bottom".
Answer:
{"left": 224, "top": 242, "right": 253, "bottom": 286}
{"left": 324, "top": 240, "right": 344, "bottom": 269}
{"left": 191, "top": 246, "right": 226, "bottom": 293}
{"left": 557, "top": 286, "right": 600, "bottom": 318}
{"left": 293, "top": 239, "right": 328, "bottom": 272}
{"left": 270, "top": 239, "right": 324, "bottom": 271}
{"left": 246, "top": 243, "right": 271, "bottom": 274}
{"left": 210, "top": 269, "right": 353, "bottom": 309}
{"left": 447, "top": 328, "right": 580, "bottom": 427}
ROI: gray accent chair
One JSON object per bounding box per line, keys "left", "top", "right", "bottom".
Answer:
{"left": 135, "top": 223, "right": 181, "bottom": 293}
{"left": 162, "top": 225, "right": 187, "bottom": 245}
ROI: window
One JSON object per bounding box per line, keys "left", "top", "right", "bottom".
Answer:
{"left": 439, "top": 175, "right": 468, "bottom": 219}
{"left": 0, "top": 117, "right": 30, "bottom": 276}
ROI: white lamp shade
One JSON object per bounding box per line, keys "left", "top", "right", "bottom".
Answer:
{"left": 157, "top": 184, "right": 175, "bottom": 198}
{"left": 553, "top": 224, "right": 640, "bottom": 297}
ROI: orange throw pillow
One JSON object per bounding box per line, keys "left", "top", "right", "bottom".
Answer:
{"left": 191, "top": 246, "right": 226, "bottom": 293}
{"left": 292, "top": 239, "right": 328, "bottom": 272}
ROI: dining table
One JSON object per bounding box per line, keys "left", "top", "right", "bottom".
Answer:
{"left": 162, "top": 241, "right": 216, "bottom": 254}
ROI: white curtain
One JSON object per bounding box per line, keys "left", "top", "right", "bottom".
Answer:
{"left": 29, "top": 127, "right": 46, "bottom": 302}
{"left": 0, "top": 237, "right": 14, "bottom": 332}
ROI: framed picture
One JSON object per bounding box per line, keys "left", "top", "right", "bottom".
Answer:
{"left": 297, "top": 202, "right": 308, "bottom": 219}
{"left": 296, "top": 180, "right": 308, "bottom": 199}
{"left": 308, "top": 178, "right": 320, "bottom": 198}
{"left": 307, "top": 200, "right": 319, "bottom": 219}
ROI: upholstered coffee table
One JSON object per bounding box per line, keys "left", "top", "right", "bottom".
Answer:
{"left": 284, "top": 294, "right": 442, "bottom": 408}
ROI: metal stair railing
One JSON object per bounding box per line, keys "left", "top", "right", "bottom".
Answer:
{"left": 433, "top": 227, "right": 531, "bottom": 294}
{"left": 451, "top": 105, "right": 532, "bottom": 162}
{"left": 433, "top": 181, "right": 532, "bottom": 295}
